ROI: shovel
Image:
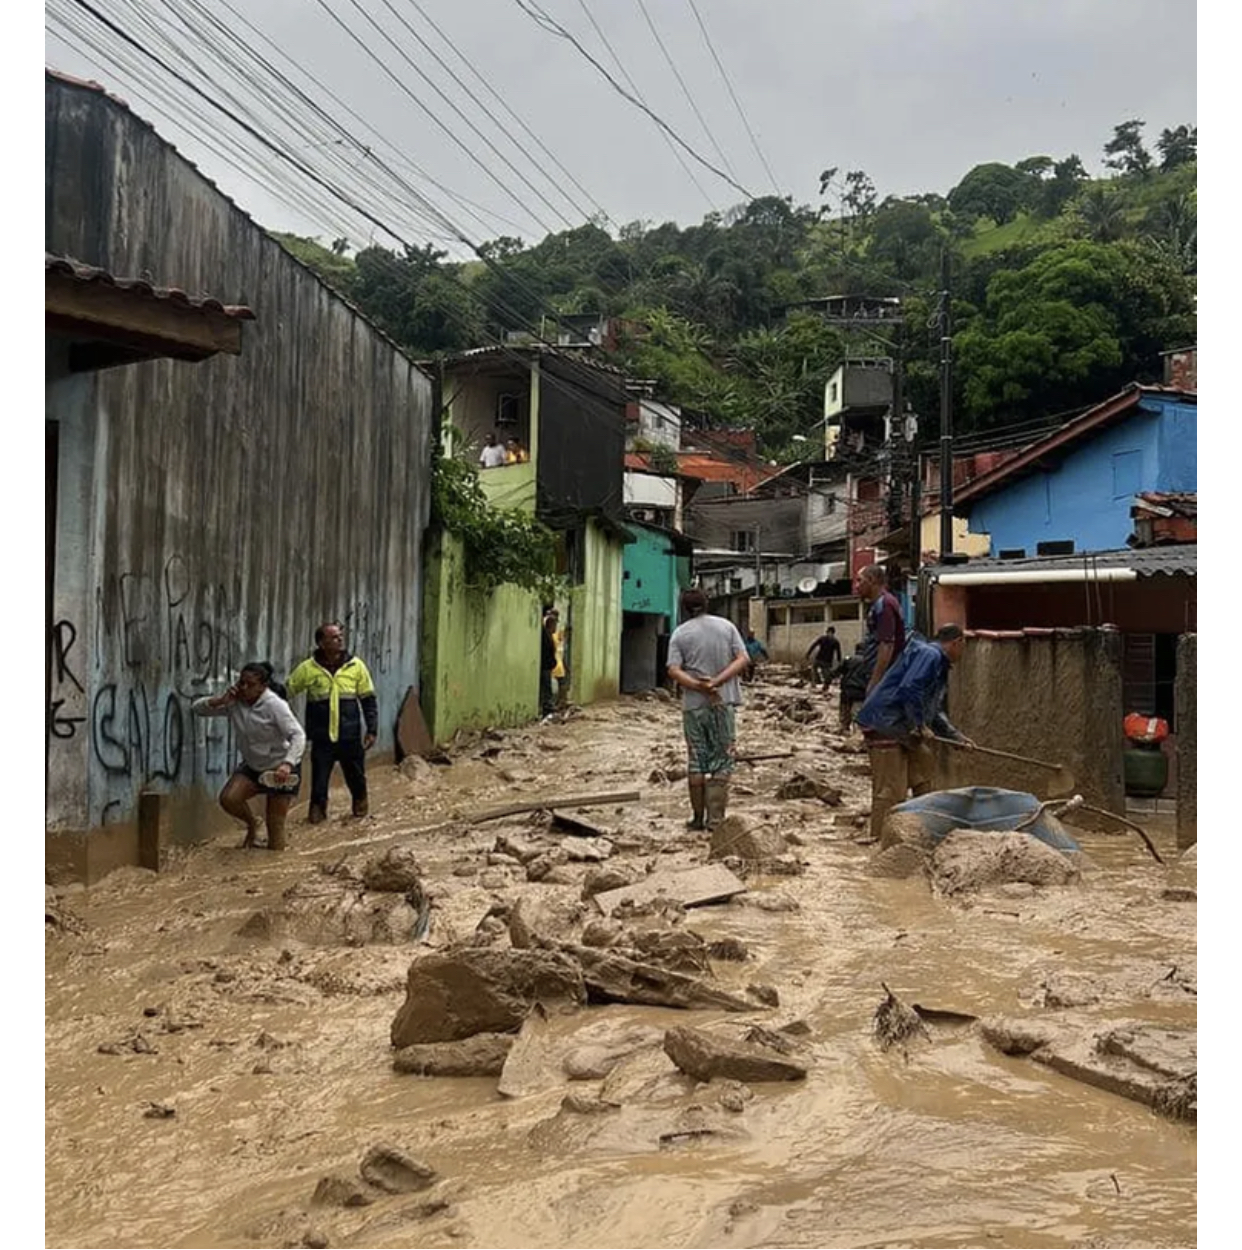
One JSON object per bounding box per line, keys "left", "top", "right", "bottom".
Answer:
{"left": 935, "top": 738, "right": 1077, "bottom": 796}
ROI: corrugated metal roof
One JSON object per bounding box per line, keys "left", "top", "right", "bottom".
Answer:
{"left": 46, "top": 253, "right": 256, "bottom": 321}
{"left": 930, "top": 545, "right": 1196, "bottom": 578}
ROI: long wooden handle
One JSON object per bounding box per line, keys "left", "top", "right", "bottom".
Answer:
{"left": 935, "top": 738, "right": 1067, "bottom": 774}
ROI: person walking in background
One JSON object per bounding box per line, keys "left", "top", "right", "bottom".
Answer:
{"left": 192, "top": 661, "right": 305, "bottom": 851}
{"left": 287, "top": 622, "right": 378, "bottom": 823}
{"left": 667, "top": 590, "right": 751, "bottom": 831}
{"left": 856, "top": 564, "right": 907, "bottom": 696}
{"left": 857, "top": 624, "right": 974, "bottom": 842}
{"left": 479, "top": 431, "right": 507, "bottom": 468}
{"left": 805, "top": 626, "right": 843, "bottom": 689}
{"left": 540, "top": 607, "right": 559, "bottom": 717}
{"left": 743, "top": 628, "right": 768, "bottom": 682}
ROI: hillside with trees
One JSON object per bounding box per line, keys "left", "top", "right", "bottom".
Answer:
{"left": 274, "top": 119, "right": 1195, "bottom": 459}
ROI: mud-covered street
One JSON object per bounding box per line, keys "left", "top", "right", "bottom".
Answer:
{"left": 45, "top": 673, "right": 1196, "bottom": 1250}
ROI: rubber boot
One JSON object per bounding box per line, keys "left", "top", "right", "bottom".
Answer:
{"left": 307, "top": 803, "right": 327, "bottom": 825}
{"left": 686, "top": 778, "right": 706, "bottom": 830}
{"left": 704, "top": 778, "right": 729, "bottom": 830}
{"left": 352, "top": 798, "right": 369, "bottom": 818}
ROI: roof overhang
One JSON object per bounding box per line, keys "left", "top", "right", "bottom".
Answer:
{"left": 46, "top": 263, "right": 253, "bottom": 368}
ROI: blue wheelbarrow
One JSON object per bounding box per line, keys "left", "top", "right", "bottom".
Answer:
{"left": 889, "top": 787, "right": 1081, "bottom": 853}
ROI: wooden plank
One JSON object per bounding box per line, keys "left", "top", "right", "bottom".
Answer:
{"left": 470, "top": 790, "right": 641, "bottom": 825}
{"left": 138, "top": 791, "right": 164, "bottom": 873}
{"left": 593, "top": 863, "right": 747, "bottom": 915}
{"left": 395, "top": 685, "right": 436, "bottom": 760}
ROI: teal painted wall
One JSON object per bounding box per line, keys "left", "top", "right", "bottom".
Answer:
{"left": 569, "top": 519, "right": 623, "bottom": 705}
{"left": 622, "top": 523, "right": 680, "bottom": 624}
{"left": 420, "top": 530, "right": 542, "bottom": 743}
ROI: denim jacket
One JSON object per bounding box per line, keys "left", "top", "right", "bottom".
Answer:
{"left": 856, "top": 634, "right": 965, "bottom": 742}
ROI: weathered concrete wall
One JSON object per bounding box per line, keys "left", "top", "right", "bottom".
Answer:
{"left": 945, "top": 629, "right": 1125, "bottom": 810}
{"left": 1175, "top": 633, "right": 1196, "bottom": 849}
{"left": 568, "top": 519, "right": 623, "bottom": 705}
{"left": 46, "top": 76, "right": 433, "bottom": 879}
{"left": 761, "top": 597, "right": 865, "bottom": 664}
{"left": 419, "top": 532, "right": 541, "bottom": 743}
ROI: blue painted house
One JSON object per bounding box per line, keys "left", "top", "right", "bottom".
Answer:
{"left": 954, "top": 384, "right": 1196, "bottom": 557}
{"left": 620, "top": 521, "right": 693, "bottom": 691}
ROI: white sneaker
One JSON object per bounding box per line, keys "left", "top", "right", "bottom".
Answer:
{"left": 258, "top": 770, "right": 299, "bottom": 792}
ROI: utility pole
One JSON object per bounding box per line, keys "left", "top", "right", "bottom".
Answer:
{"left": 938, "top": 248, "right": 954, "bottom": 558}
{"left": 753, "top": 524, "right": 762, "bottom": 596}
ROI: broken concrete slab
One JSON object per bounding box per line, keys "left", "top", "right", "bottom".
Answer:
{"left": 498, "top": 1004, "right": 555, "bottom": 1099}
{"left": 392, "top": 1033, "right": 515, "bottom": 1077}
{"left": 593, "top": 864, "right": 747, "bottom": 915}
{"left": 359, "top": 1144, "right": 438, "bottom": 1194}
{"left": 663, "top": 1025, "right": 808, "bottom": 1083}
{"left": 560, "top": 837, "right": 613, "bottom": 863}
{"left": 390, "top": 948, "right": 586, "bottom": 1046}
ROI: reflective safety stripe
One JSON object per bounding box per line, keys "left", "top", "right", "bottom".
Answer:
{"left": 287, "top": 656, "right": 376, "bottom": 743}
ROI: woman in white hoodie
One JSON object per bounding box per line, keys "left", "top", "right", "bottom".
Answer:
{"left": 192, "top": 661, "right": 306, "bottom": 850}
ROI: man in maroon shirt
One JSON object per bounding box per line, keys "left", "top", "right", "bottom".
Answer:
{"left": 856, "top": 564, "right": 906, "bottom": 697}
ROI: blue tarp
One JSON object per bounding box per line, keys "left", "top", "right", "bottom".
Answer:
{"left": 891, "top": 787, "right": 1080, "bottom": 853}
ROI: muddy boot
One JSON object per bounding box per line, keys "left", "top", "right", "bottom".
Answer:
{"left": 686, "top": 777, "right": 706, "bottom": 830}
{"left": 307, "top": 803, "right": 327, "bottom": 825}
{"left": 352, "top": 798, "right": 369, "bottom": 818}
{"left": 704, "top": 779, "right": 729, "bottom": 830}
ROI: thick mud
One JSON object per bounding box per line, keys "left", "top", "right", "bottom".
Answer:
{"left": 46, "top": 674, "right": 1196, "bottom": 1249}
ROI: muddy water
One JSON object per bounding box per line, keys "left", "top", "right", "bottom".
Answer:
{"left": 46, "top": 680, "right": 1196, "bottom": 1249}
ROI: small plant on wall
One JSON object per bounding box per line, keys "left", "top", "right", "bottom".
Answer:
{"left": 430, "top": 438, "right": 561, "bottom": 600}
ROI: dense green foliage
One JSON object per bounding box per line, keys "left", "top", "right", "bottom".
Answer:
{"left": 430, "top": 450, "right": 559, "bottom": 599}
{"left": 273, "top": 118, "right": 1194, "bottom": 458}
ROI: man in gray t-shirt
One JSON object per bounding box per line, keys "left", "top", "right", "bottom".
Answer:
{"left": 666, "top": 589, "right": 751, "bottom": 831}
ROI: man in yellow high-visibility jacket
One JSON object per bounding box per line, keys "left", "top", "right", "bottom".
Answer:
{"left": 287, "top": 622, "right": 378, "bottom": 823}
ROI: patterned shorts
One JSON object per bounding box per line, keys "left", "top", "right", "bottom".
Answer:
{"left": 682, "top": 705, "right": 737, "bottom": 777}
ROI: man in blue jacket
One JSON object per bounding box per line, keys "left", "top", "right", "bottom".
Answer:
{"left": 857, "top": 623, "right": 974, "bottom": 841}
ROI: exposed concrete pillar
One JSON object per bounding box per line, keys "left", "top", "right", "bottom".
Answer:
{"left": 1175, "top": 633, "right": 1196, "bottom": 850}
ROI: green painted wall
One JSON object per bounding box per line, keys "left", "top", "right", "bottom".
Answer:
{"left": 622, "top": 523, "right": 680, "bottom": 623}
{"left": 568, "top": 519, "right": 624, "bottom": 705}
{"left": 420, "top": 530, "right": 542, "bottom": 743}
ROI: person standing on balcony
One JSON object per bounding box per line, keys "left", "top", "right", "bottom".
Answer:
{"left": 505, "top": 437, "right": 529, "bottom": 464}
{"left": 479, "top": 431, "right": 507, "bottom": 468}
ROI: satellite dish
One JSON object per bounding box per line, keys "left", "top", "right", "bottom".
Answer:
{"left": 797, "top": 577, "right": 819, "bottom": 594}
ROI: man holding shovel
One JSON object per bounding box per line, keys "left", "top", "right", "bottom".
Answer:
{"left": 857, "top": 623, "right": 974, "bottom": 842}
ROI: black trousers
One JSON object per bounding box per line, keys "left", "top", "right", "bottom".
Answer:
{"left": 539, "top": 668, "right": 555, "bottom": 715}
{"left": 309, "top": 738, "right": 367, "bottom": 809}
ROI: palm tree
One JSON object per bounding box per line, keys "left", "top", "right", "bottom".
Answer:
{"left": 1075, "top": 186, "right": 1129, "bottom": 243}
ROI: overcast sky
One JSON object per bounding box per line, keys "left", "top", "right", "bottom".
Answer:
{"left": 44, "top": 0, "right": 1197, "bottom": 256}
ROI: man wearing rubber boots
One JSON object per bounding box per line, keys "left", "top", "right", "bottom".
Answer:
{"left": 856, "top": 623, "right": 974, "bottom": 842}
{"left": 666, "top": 589, "right": 751, "bottom": 830}
{"left": 287, "top": 622, "right": 379, "bottom": 823}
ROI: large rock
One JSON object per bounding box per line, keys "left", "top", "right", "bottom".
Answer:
{"left": 392, "top": 1033, "right": 515, "bottom": 1076}
{"left": 390, "top": 948, "right": 585, "bottom": 1046}
{"left": 928, "top": 830, "right": 1079, "bottom": 896}
{"left": 663, "top": 1026, "right": 808, "bottom": 1083}
{"left": 709, "top": 817, "right": 787, "bottom": 863}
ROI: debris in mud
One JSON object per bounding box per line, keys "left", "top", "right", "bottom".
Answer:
{"left": 494, "top": 834, "right": 541, "bottom": 865}
{"left": 390, "top": 947, "right": 586, "bottom": 1046}
{"left": 580, "top": 919, "right": 622, "bottom": 947}
{"left": 774, "top": 773, "right": 842, "bottom": 805}
{"left": 929, "top": 830, "right": 1080, "bottom": 897}
{"left": 742, "top": 891, "right": 801, "bottom": 914}
{"left": 979, "top": 1016, "right": 1197, "bottom": 1121}
{"left": 564, "top": 944, "right": 756, "bottom": 1012}
{"left": 865, "top": 843, "right": 929, "bottom": 880}
{"left": 142, "top": 1100, "right": 176, "bottom": 1119}
{"left": 552, "top": 811, "right": 611, "bottom": 839}
{"left": 239, "top": 875, "right": 426, "bottom": 946}
{"left": 706, "top": 937, "right": 750, "bottom": 962}
{"left": 708, "top": 817, "right": 786, "bottom": 863}
{"left": 393, "top": 1033, "right": 515, "bottom": 1077}
{"left": 525, "top": 849, "right": 570, "bottom": 882}
{"left": 360, "top": 846, "right": 425, "bottom": 895}
{"left": 629, "top": 928, "right": 711, "bottom": 975}
{"left": 872, "top": 984, "right": 930, "bottom": 1051}
{"left": 46, "top": 890, "right": 89, "bottom": 937}
{"left": 592, "top": 863, "right": 747, "bottom": 914}
{"left": 662, "top": 1025, "right": 808, "bottom": 1083}
{"left": 98, "top": 1031, "right": 159, "bottom": 1056}
{"left": 747, "top": 983, "right": 780, "bottom": 1007}
{"left": 358, "top": 1144, "right": 438, "bottom": 1194}
{"left": 563, "top": 1032, "right": 660, "bottom": 1080}
{"left": 714, "top": 1080, "right": 754, "bottom": 1113}
{"left": 581, "top": 865, "right": 642, "bottom": 900}
{"left": 311, "top": 1174, "right": 375, "bottom": 1208}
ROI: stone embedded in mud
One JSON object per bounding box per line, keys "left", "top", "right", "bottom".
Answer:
{"left": 525, "top": 850, "right": 569, "bottom": 882}
{"left": 494, "top": 835, "right": 541, "bottom": 865}
{"left": 392, "top": 1033, "right": 515, "bottom": 1077}
{"left": 580, "top": 920, "right": 622, "bottom": 947}
{"left": 709, "top": 817, "right": 786, "bottom": 863}
{"left": 358, "top": 1144, "right": 438, "bottom": 1194}
{"left": 240, "top": 877, "right": 425, "bottom": 947}
{"left": 361, "top": 846, "right": 425, "bottom": 895}
{"left": 662, "top": 1026, "right": 808, "bottom": 1083}
{"left": 774, "top": 773, "right": 842, "bottom": 805}
{"left": 567, "top": 945, "right": 754, "bottom": 1012}
{"left": 706, "top": 937, "right": 749, "bottom": 962}
{"left": 979, "top": 1016, "right": 1056, "bottom": 1055}
{"left": 865, "top": 843, "right": 928, "bottom": 880}
{"left": 630, "top": 928, "right": 711, "bottom": 975}
{"left": 311, "top": 1174, "right": 375, "bottom": 1207}
{"left": 746, "top": 983, "right": 780, "bottom": 1007}
{"left": 581, "top": 865, "right": 641, "bottom": 900}
{"left": 714, "top": 1079, "right": 754, "bottom": 1113}
{"left": 390, "top": 948, "right": 586, "bottom": 1046}
{"left": 929, "top": 830, "right": 1079, "bottom": 897}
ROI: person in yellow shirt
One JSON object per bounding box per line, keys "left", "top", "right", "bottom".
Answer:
{"left": 286, "top": 622, "right": 378, "bottom": 823}
{"left": 505, "top": 437, "right": 529, "bottom": 464}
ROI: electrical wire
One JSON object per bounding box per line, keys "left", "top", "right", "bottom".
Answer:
{"left": 684, "top": 0, "right": 781, "bottom": 195}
